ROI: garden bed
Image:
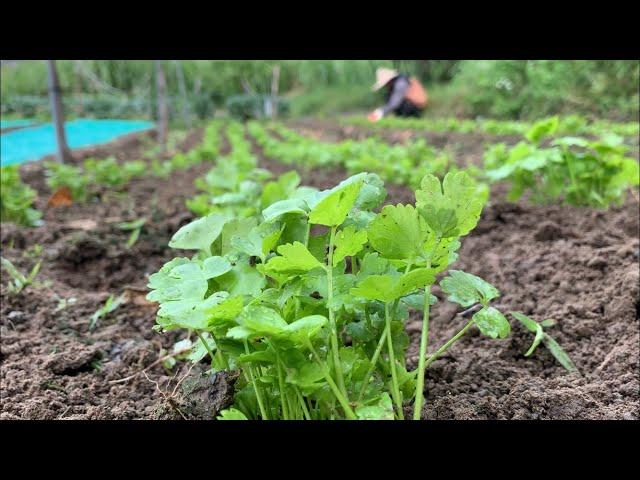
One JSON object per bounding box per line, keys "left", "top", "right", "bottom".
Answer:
{"left": 1, "top": 122, "right": 638, "bottom": 419}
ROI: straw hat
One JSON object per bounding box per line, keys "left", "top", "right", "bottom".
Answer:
{"left": 371, "top": 68, "right": 399, "bottom": 91}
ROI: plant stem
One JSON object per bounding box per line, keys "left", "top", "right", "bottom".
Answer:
{"left": 385, "top": 302, "right": 403, "bottom": 419}
{"left": 357, "top": 322, "right": 389, "bottom": 402}
{"left": 295, "top": 387, "right": 312, "bottom": 420}
{"left": 413, "top": 284, "right": 431, "bottom": 420}
{"left": 274, "top": 350, "right": 290, "bottom": 420}
{"left": 308, "top": 343, "right": 357, "bottom": 420}
{"left": 424, "top": 318, "right": 475, "bottom": 369}
{"left": 243, "top": 340, "right": 268, "bottom": 420}
{"left": 304, "top": 220, "right": 311, "bottom": 247}
{"left": 196, "top": 330, "right": 228, "bottom": 370}
{"left": 326, "top": 225, "right": 348, "bottom": 399}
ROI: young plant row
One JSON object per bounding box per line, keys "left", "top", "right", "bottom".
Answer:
{"left": 44, "top": 122, "right": 223, "bottom": 203}
{"left": 248, "top": 121, "right": 451, "bottom": 189}
{"left": 482, "top": 117, "right": 640, "bottom": 208}
{"left": 0, "top": 122, "right": 224, "bottom": 227}
{"left": 148, "top": 138, "right": 576, "bottom": 420}
{"left": 341, "top": 114, "right": 640, "bottom": 140}
{"left": 0, "top": 165, "right": 42, "bottom": 226}
{"left": 185, "top": 121, "right": 306, "bottom": 219}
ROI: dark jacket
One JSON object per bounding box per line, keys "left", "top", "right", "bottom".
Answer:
{"left": 382, "top": 75, "right": 411, "bottom": 115}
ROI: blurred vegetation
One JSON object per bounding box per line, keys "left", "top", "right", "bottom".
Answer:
{"left": 1, "top": 60, "right": 637, "bottom": 121}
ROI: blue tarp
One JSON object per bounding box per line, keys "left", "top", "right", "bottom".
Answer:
{"left": 1, "top": 119, "right": 154, "bottom": 167}
{"left": 0, "top": 119, "right": 36, "bottom": 130}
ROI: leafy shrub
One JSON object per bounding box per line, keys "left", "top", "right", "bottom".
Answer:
{"left": 0, "top": 165, "right": 41, "bottom": 226}
{"left": 148, "top": 171, "right": 514, "bottom": 420}
{"left": 450, "top": 60, "right": 640, "bottom": 120}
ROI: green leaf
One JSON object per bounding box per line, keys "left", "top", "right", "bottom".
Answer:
{"left": 217, "top": 408, "right": 248, "bottom": 420}
{"left": 525, "top": 116, "right": 559, "bottom": 144}
{"left": 264, "top": 241, "right": 324, "bottom": 275}
{"left": 440, "top": 270, "right": 500, "bottom": 308}
{"left": 216, "top": 261, "right": 266, "bottom": 297}
{"left": 509, "top": 311, "right": 538, "bottom": 333}
{"left": 415, "top": 171, "right": 485, "bottom": 238}
{"left": 286, "top": 363, "right": 326, "bottom": 394}
{"left": 308, "top": 177, "right": 364, "bottom": 226}
{"left": 220, "top": 218, "right": 257, "bottom": 256}
{"left": 232, "top": 222, "right": 283, "bottom": 260}
{"left": 237, "top": 350, "right": 276, "bottom": 365}
{"left": 354, "top": 173, "right": 387, "bottom": 210}
{"left": 401, "top": 292, "right": 438, "bottom": 310}
{"left": 147, "top": 258, "right": 207, "bottom": 304}
{"left": 473, "top": 306, "right": 510, "bottom": 339}
{"left": 169, "top": 213, "right": 229, "bottom": 252}
{"left": 165, "top": 292, "right": 232, "bottom": 330}
{"left": 202, "top": 295, "right": 244, "bottom": 325}
{"left": 542, "top": 334, "right": 577, "bottom": 372}
{"left": 355, "top": 393, "right": 394, "bottom": 420}
{"left": 237, "top": 305, "right": 288, "bottom": 337}
{"left": 187, "top": 333, "right": 216, "bottom": 363}
{"left": 262, "top": 198, "right": 308, "bottom": 222}
{"left": 285, "top": 315, "right": 328, "bottom": 344}
{"left": 333, "top": 226, "right": 368, "bottom": 266}
{"left": 510, "top": 311, "right": 544, "bottom": 356}
{"left": 202, "top": 256, "right": 232, "bottom": 279}
{"left": 357, "top": 252, "right": 392, "bottom": 278}
{"left": 350, "top": 268, "right": 435, "bottom": 303}
{"left": 367, "top": 204, "right": 427, "bottom": 260}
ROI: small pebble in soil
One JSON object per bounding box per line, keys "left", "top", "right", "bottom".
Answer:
{"left": 7, "top": 311, "right": 25, "bottom": 322}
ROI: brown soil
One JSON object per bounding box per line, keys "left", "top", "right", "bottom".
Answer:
{"left": 2, "top": 121, "right": 638, "bottom": 420}
{"left": 1, "top": 128, "right": 214, "bottom": 419}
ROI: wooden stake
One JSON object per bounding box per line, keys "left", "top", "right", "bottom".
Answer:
{"left": 155, "top": 60, "right": 169, "bottom": 154}
{"left": 46, "top": 60, "right": 72, "bottom": 163}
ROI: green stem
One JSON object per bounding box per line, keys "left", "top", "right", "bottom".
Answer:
{"left": 385, "top": 302, "right": 403, "bottom": 419}
{"left": 424, "top": 318, "right": 475, "bottom": 369}
{"left": 304, "top": 220, "right": 311, "bottom": 248}
{"left": 295, "top": 387, "right": 312, "bottom": 420}
{"left": 196, "top": 330, "right": 229, "bottom": 370}
{"left": 413, "top": 284, "right": 431, "bottom": 420}
{"left": 243, "top": 341, "right": 268, "bottom": 420}
{"left": 326, "top": 225, "right": 348, "bottom": 399}
{"left": 271, "top": 345, "right": 290, "bottom": 420}
{"left": 357, "top": 322, "right": 389, "bottom": 402}
{"left": 358, "top": 260, "right": 414, "bottom": 407}
{"left": 308, "top": 343, "right": 357, "bottom": 420}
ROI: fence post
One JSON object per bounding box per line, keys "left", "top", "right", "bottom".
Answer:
{"left": 155, "top": 60, "right": 169, "bottom": 154}
{"left": 46, "top": 60, "right": 72, "bottom": 163}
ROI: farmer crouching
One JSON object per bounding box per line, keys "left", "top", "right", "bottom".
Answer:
{"left": 368, "top": 68, "right": 428, "bottom": 122}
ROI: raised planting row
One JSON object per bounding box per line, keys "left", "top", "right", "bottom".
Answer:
{"left": 248, "top": 121, "right": 454, "bottom": 189}
{"left": 341, "top": 114, "right": 640, "bottom": 140}
{"left": 0, "top": 123, "right": 223, "bottom": 227}
{"left": 145, "top": 120, "right": 578, "bottom": 420}
{"left": 185, "top": 121, "right": 306, "bottom": 219}
{"left": 263, "top": 117, "right": 639, "bottom": 209}
{"left": 481, "top": 117, "right": 639, "bottom": 208}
